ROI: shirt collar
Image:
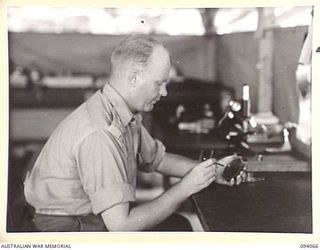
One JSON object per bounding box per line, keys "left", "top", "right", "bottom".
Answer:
{"left": 102, "top": 83, "right": 140, "bottom": 128}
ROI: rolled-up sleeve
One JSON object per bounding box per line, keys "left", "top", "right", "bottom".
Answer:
{"left": 137, "top": 125, "right": 166, "bottom": 173}
{"left": 75, "top": 129, "right": 135, "bottom": 215}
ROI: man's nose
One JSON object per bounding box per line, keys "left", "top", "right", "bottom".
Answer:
{"left": 160, "top": 84, "right": 168, "bottom": 97}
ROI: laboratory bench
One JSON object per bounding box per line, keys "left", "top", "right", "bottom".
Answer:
{"left": 157, "top": 131, "right": 312, "bottom": 233}
{"left": 187, "top": 143, "right": 312, "bottom": 233}
{"left": 192, "top": 171, "right": 312, "bottom": 233}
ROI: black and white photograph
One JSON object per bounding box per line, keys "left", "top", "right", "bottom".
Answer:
{"left": 2, "top": 3, "right": 317, "bottom": 243}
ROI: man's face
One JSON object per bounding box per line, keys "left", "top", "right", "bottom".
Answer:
{"left": 131, "top": 46, "right": 171, "bottom": 113}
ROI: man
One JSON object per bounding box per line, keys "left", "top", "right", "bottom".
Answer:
{"left": 24, "top": 34, "right": 246, "bottom": 232}
{"left": 286, "top": 13, "right": 312, "bottom": 160}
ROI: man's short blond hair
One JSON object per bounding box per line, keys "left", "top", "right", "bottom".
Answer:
{"left": 110, "top": 34, "right": 164, "bottom": 75}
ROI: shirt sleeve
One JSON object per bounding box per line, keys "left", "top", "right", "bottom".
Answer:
{"left": 137, "top": 124, "right": 166, "bottom": 173}
{"left": 75, "top": 129, "right": 135, "bottom": 215}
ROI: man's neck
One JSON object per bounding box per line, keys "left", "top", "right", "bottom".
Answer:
{"left": 105, "top": 79, "right": 139, "bottom": 115}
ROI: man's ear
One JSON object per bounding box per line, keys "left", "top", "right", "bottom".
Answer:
{"left": 129, "top": 70, "right": 140, "bottom": 88}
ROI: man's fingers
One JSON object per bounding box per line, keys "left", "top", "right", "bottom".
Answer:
{"left": 236, "top": 175, "right": 242, "bottom": 185}
{"left": 240, "top": 170, "right": 246, "bottom": 179}
{"left": 208, "top": 176, "right": 216, "bottom": 183}
{"left": 229, "top": 178, "right": 235, "bottom": 186}
{"left": 199, "top": 175, "right": 216, "bottom": 190}
{"left": 216, "top": 178, "right": 231, "bottom": 186}
{"left": 203, "top": 169, "right": 216, "bottom": 180}
{"left": 197, "top": 158, "right": 215, "bottom": 168}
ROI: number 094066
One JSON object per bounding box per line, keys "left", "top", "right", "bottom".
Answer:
{"left": 300, "top": 244, "right": 318, "bottom": 248}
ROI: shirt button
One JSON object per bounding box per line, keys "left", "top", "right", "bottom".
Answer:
{"left": 130, "top": 118, "right": 136, "bottom": 126}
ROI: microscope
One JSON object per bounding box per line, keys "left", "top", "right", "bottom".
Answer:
{"left": 217, "top": 84, "right": 257, "bottom": 156}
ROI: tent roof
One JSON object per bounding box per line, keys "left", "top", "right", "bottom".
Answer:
{"left": 8, "top": 7, "right": 312, "bottom": 35}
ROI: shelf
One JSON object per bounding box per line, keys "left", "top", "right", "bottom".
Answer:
{"left": 9, "top": 78, "right": 228, "bottom": 108}
{"left": 10, "top": 88, "right": 95, "bottom": 108}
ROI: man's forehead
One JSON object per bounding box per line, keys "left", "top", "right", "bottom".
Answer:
{"left": 151, "top": 45, "right": 169, "bottom": 59}
{"left": 139, "top": 45, "right": 170, "bottom": 76}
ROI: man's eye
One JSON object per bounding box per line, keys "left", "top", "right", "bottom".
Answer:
{"left": 157, "top": 81, "right": 167, "bottom": 86}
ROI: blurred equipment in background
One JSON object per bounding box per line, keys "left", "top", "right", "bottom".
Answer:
{"left": 178, "top": 102, "right": 216, "bottom": 134}
{"left": 42, "top": 74, "right": 94, "bottom": 89}
{"left": 10, "top": 65, "right": 30, "bottom": 89}
{"left": 217, "top": 84, "right": 257, "bottom": 155}
{"left": 152, "top": 77, "right": 234, "bottom": 136}
{"left": 217, "top": 84, "right": 291, "bottom": 156}
{"left": 9, "top": 62, "right": 96, "bottom": 90}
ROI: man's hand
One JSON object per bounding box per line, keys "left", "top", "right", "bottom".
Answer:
{"left": 180, "top": 159, "right": 216, "bottom": 196}
{"left": 213, "top": 155, "right": 247, "bottom": 186}
{"left": 179, "top": 155, "right": 247, "bottom": 197}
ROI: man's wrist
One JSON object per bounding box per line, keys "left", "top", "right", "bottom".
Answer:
{"left": 175, "top": 179, "right": 192, "bottom": 199}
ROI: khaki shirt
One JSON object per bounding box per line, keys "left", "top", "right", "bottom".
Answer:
{"left": 24, "top": 84, "right": 166, "bottom": 215}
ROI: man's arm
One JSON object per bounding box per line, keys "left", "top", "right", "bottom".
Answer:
{"left": 101, "top": 154, "right": 246, "bottom": 231}
{"left": 157, "top": 152, "right": 246, "bottom": 186}
{"left": 156, "top": 152, "right": 198, "bottom": 178}
{"left": 101, "top": 159, "right": 216, "bottom": 231}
